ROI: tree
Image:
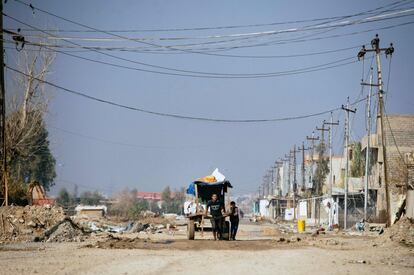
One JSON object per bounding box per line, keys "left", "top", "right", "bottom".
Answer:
{"left": 80, "top": 191, "right": 104, "bottom": 205}
{"left": 350, "top": 142, "right": 364, "bottom": 177}
{"left": 314, "top": 142, "right": 330, "bottom": 195}
{"left": 1, "top": 45, "right": 56, "bottom": 204}
{"left": 128, "top": 199, "right": 149, "bottom": 217}
{"left": 161, "top": 186, "right": 173, "bottom": 213}
{"left": 108, "top": 188, "right": 139, "bottom": 218}
{"left": 161, "top": 186, "right": 185, "bottom": 214}
{"left": 57, "top": 188, "right": 73, "bottom": 207}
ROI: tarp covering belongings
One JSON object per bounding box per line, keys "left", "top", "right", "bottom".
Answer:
{"left": 186, "top": 168, "right": 232, "bottom": 203}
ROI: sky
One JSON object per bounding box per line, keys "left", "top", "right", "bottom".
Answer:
{"left": 3, "top": 0, "right": 414, "bottom": 197}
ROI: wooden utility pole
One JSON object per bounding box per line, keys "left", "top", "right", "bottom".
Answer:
{"left": 342, "top": 97, "right": 356, "bottom": 229}
{"left": 324, "top": 113, "right": 340, "bottom": 197}
{"left": 0, "top": 2, "right": 7, "bottom": 206}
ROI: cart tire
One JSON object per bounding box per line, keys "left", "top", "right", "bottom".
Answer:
{"left": 187, "top": 219, "right": 195, "bottom": 240}
{"left": 222, "top": 221, "right": 230, "bottom": 240}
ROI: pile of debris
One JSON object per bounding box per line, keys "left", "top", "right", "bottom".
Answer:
{"left": 0, "top": 205, "right": 65, "bottom": 242}
{"left": 35, "top": 218, "right": 89, "bottom": 242}
{"left": 125, "top": 221, "right": 167, "bottom": 234}
{"left": 381, "top": 216, "right": 414, "bottom": 246}
{"left": 0, "top": 205, "right": 90, "bottom": 243}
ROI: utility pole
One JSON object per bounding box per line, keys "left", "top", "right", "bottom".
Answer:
{"left": 292, "top": 145, "right": 297, "bottom": 196}
{"left": 280, "top": 157, "right": 289, "bottom": 197}
{"left": 270, "top": 165, "right": 277, "bottom": 197}
{"left": 297, "top": 142, "right": 311, "bottom": 193}
{"left": 360, "top": 68, "right": 374, "bottom": 221}
{"left": 316, "top": 123, "right": 330, "bottom": 195}
{"left": 285, "top": 152, "right": 292, "bottom": 195}
{"left": 324, "top": 113, "right": 340, "bottom": 197}
{"left": 358, "top": 34, "right": 394, "bottom": 226}
{"left": 0, "top": 2, "right": 7, "bottom": 206}
{"left": 262, "top": 175, "right": 267, "bottom": 198}
{"left": 306, "top": 133, "right": 319, "bottom": 192}
{"left": 292, "top": 145, "right": 299, "bottom": 219}
{"left": 275, "top": 161, "right": 283, "bottom": 197}
{"left": 342, "top": 97, "right": 356, "bottom": 229}
{"left": 316, "top": 122, "right": 329, "bottom": 148}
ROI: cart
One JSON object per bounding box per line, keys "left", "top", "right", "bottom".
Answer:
{"left": 185, "top": 180, "right": 232, "bottom": 240}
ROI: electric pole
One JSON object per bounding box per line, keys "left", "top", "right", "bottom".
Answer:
{"left": 306, "top": 133, "right": 319, "bottom": 192}
{"left": 358, "top": 34, "right": 394, "bottom": 225}
{"left": 285, "top": 152, "right": 292, "bottom": 195}
{"left": 316, "top": 122, "right": 329, "bottom": 147}
{"left": 292, "top": 145, "right": 298, "bottom": 196}
{"left": 275, "top": 160, "right": 283, "bottom": 197}
{"left": 0, "top": 1, "right": 7, "bottom": 206}
{"left": 316, "top": 123, "right": 330, "bottom": 195}
{"left": 342, "top": 97, "right": 356, "bottom": 229}
{"left": 360, "top": 68, "right": 374, "bottom": 221}
{"left": 291, "top": 145, "right": 299, "bottom": 219}
{"left": 297, "top": 142, "right": 311, "bottom": 193}
{"left": 324, "top": 113, "right": 340, "bottom": 197}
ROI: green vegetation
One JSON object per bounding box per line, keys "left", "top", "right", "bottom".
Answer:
{"left": 350, "top": 142, "right": 364, "bottom": 177}
{"left": 80, "top": 191, "right": 105, "bottom": 205}
{"left": 161, "top": 186, "right": 185, "bottom": 214}
{"left": 56, "top": 188, "right": 74, "bottom": 207}
{"left": 314, "top": 142, "right": 330, "bottom": 195}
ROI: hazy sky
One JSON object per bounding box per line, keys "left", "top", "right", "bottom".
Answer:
{"left": 4, "top": 0, "right": 414, "bottom": 196}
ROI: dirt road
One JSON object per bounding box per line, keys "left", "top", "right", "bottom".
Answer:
{"left": 0, "top": 222, "right": 413, "bottom": 275}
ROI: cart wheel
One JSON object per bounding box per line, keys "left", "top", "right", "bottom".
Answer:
{"left": 187, "top": 219, "right": 195, "bottom": 240}
{"left": 222, "top": 221, "right": 230, "bottom": 240}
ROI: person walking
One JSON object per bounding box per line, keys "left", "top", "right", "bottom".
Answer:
{"left": 205, "top": 194, "right": 224, "bottom": 240}
{"left": 229, "top": 201, "right": 240, "bottom": 241}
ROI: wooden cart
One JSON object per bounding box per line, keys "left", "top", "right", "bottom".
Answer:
{"left": 185, "top": 180, "right": 232, "bottom": 240}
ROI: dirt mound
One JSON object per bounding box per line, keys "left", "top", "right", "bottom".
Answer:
{"left": 35, "top": 218, "right": 89, "bottom": 242}
{"left": 380, "top": 216, "right": 414, "bottom": 246}
{"left": 0, "top": 205, "right": 66, "bottom": 242}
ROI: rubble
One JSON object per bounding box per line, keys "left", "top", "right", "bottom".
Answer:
{"left": 0, "top": 205, "right": 66, "bottom": 242}
{"left": 34, "top": 218, "right": 89, "bottom": 242}
{"left": 380, "top": 216, "right": 414, "bottom": 246}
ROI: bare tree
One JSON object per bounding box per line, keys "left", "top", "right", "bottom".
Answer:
{"left": 2, "top": 45, "right": 56, "bottom": 203}
{"left": 7, "top": 46, "right": 54, "bottom": 157}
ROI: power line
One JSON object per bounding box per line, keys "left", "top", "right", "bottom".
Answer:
{"left": 22, "top": 41, "right": 361, "bottom": 79}
{"left": 6, "top": 65, "right": 367, "bottom": 123}
{"left": 11, "top": 0, "right": 414, "bottom": 58}
{"left": 16, "top": 6, "right": 414, "bottom": 42}
{"left": 12, "top": 0, "right": 412, "bottom": 33}
{"left": 3, "top": 40, "right": 362, "bottom": 59}
{"left": 3, "top": 18, "right": 362, "bottom": 79}
{"left": 49, "top": 125, "right": 208, "bottom": 151}
{"left": 3, "top": 14, "right": 359, "bottom": 78}
{"left": 12, "top": 0, "right": 413, "bottom": 39}
{"left": 9, "top": 19, "right": 414, "bottom": 58}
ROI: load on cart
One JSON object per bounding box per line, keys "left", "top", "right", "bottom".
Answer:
{"left": 184, "top": 169, "right": 233, "bottom": 240}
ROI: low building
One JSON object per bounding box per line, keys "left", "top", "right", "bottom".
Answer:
{"left": 75, "top": 205, "right": 107, "bottom": 218}
{"left": 136, "top": 192, "right": 162, "bottom": 201}
{"left": 361, "top": 114, "right": 414, "bottom": 223}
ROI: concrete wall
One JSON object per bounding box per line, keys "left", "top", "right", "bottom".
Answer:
{"left": 377, "top": 115, "right": 414, "bottom": 222}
